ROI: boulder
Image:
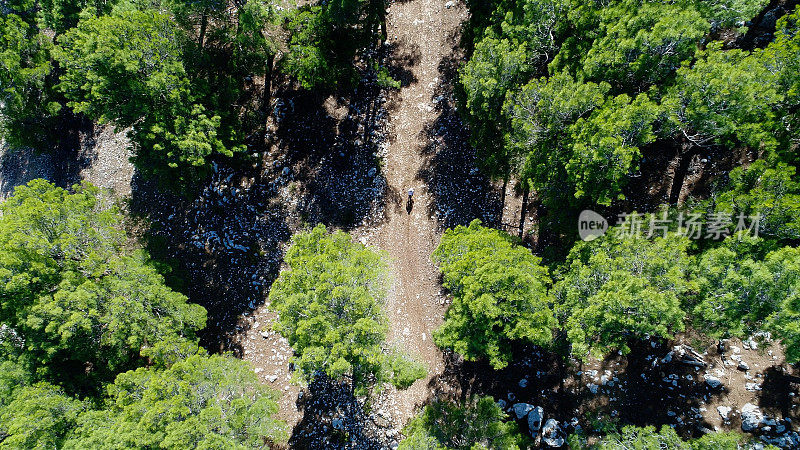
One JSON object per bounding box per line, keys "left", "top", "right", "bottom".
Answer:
{"left": 741, "top": 403, "right": 763, "bottom": 432}
{"left": 717, "top": 406, "right": 731, "bottom": 420}
{"left": 542, "top": 419, "right": 565, "bottom": 447}
{"left": 704, "top": 374, "right": 723, "bottom": 389}
{"left": 527, "top": 406, "right": 544, "bottom": 435}
{"left": 513, "top": 403, "right": 534, "bottom": 419}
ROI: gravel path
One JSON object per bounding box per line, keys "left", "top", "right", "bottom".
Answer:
{"left": 361, "top": 0, "right": 469, "bottom": 423}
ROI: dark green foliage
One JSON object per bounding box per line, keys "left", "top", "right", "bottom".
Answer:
{"left": 54, "top": 9, "right": 244, "bottom": 184}
{"left": 0, "top": 180, "right": 206, "bottom": 390}
{"left": 580, "top": 1, "right": 709, "bottom": 92}
{"left": 433, "top": 220, "right": 556, "bottom": 369}
{"left": 461, "top": 0, "right": 791, "bottom": 208}
{"left": 505, "top": 71, "right": 609, "bottom": 203}
{"left": 269, "top": 225, "right": 425, "bottom": 394}
{"left": 284, "top": 0, "right": 389, "bottom": 89}
{"left": 398, "top": 397, "right": 523, "bottom": 450}
{"left": 567, "top": 93, "right": 659, "bottom": 204}
{"left": 64, "top": 354, "right": 287, "bottom": 449}
{"left": 0, "top": 7, "right": 60, "bottom": 148}
{"left": 664, "top": 43, "right": 783, "bottom": 151}
{"left": 54, "top": 9, "right": 189, "bottom": 128}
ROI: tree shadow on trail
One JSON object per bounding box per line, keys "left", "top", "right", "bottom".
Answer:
{"left": 129, "top": 77, "right": 391, "bottom": 352}
{"left": 290, "top": 375, "right": 393, "bottom": 450}
{"left": 415, "top": 53, "right": 503, "bottom": 230}
{"left": 272, "top": 83, "right": 388, "bottom": 230}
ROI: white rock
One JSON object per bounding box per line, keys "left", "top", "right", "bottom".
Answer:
{"left": 717, "top": 406, "right": 732, "bottom": 420}
{"left": 704, "top": 374, "right": 723, "bottom": 389}
{"left": 527, "top": 406, "right": 544, "bottom": 434}
{"left": 741, "top": 403, "right": 763, "bottom": 432}
{"left": 445, "top": 1, "right": 455, "bottom": 8}
{"left": 513, "top": 403, "right": 534, "bottom": 419}
{"left": 542, "top": 419, "right": 564, "bottom": 447}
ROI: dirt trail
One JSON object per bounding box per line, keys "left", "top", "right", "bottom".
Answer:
{"left": 364, "top": 0, "right": 468, "bottom": 422}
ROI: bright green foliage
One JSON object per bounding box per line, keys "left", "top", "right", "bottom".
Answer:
{"left": 592, "top": 426, "right": 749, "bottom": 450}
{"left": 581, "top": 1, "right": 709, "bottom": 92}
{"left": 0, "top": 382, "right": 86, "bottom": 449}
{"left": 759, "top": 7, "right": 800, "bottom": 163}
{"left": 131, "top": 103, "right": 238, "bottom": 180}
{"left": 432, "top": 220, "right": 556, "bottom": 369}
{"left": 505, "top": 71, "right": 609, "bottom": 200}
{"left": 54, "top": 9, "right": 241, "bottom": 183}
{"left": 0, "top": 180, "right": 206, "bottom": 389}
{"left": 555, "top": 232, "right": 689, "bottom": 360}
{"left": 689, "top": 431, "right": 748, "bottom": 450}
{"left": 700, "top": 0, "right": 770, "bottom": 29}
{"left": 460, "top": 35, "right": 530, "bottom": 178}
{"left": 39, "top": 0, "right": 118, "bottom": 34}
{"left": 665, "top": 43, "right": 783, "bottom": 151}
{"left": 54, "top": 10, "right": 189, "bottom": 128}
{"left": 567, "top": 93, "right": 659, "bottom": 204}
{"left": 0, "top": 10, "right": 59, "bottom": 148}
{"left": 715, "top": 160, "right": 800, "bottom": 241}
{"left": 688, "top": 238, "right": 800, "bottom": 363}
{"left": 755, "top": 247, "right": 800, "bottom": 364}
{"left": 399, "top": 397, "right": 523, "bottom": 450}
{"left": 269, "top": 225, "right": 424, "bottom": 394}
{"left": 65, "top": 354, "right": 286, "bottom": 449}
{"left": 595, "top": 425, "right": 689, "bottom": 450}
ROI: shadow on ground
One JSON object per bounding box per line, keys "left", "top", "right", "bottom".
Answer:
{"left": 271, "top": 81, "right": 389, "bottom": 230}
{"left": 425, "top": 339, "right": 727, "bottom": 443}
{"left": 128, "top": 74, "right": 391, "bottom": 352}
{"left": 289, "top": 375, "right": 393, "bottom": 449}
{"left": 415, "top": 50, "right": 503, "bottom": 230}
{"left": 0, "top": 115, "right": 96, "bottom": 197}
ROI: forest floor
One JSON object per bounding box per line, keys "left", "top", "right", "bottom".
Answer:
{"left": 354, "top": 0, "right": 467, "bottom": 422}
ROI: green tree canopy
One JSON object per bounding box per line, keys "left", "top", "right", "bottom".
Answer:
{"left": 555, "top": 232, "right": 689, "bottom": 360}
{"left": 664, "top": 42, "right": 783, "bottom": 151}
{"left": 580, "top": 1, "right": 709, "bottom": 92}
{"left": 0, "top": 180, "right": 206, "bottom": 390}
{"left": 432, "top": 220, "right": 556, "bottom": 369}
{"left": 504, "top": 71, "right": 609, "bottom": 202}
{"left": 714, "top": 160, "right": 800, "bottom": 241}
{"left": 269, "top": 225, "right": 425, "bottom": 394}
{"left": 0, "top": 382, "right": 86, "bottom": 449}
{"left": 0, "top": 8, "right": 60, "bottom": 147}
{"left": 64, "top": 353, "right": 286, "bottom": 449}
{"left": 398, "top": 397, "right": 523, "bottom": 450}
{"left": 692, "top": 242, "right": 800, "bottom": 363}
{"left": 566, "top": 93, "right": 659, "bottom": 205}
{"left": 54, "top": 9, "right": 189, "bottom": 128}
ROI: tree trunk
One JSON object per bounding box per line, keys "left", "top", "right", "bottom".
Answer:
{"left": 199, "top": 12, "right": 208, "bottom": 50}
{"left": 518, "top": 183, "right": 529, "bottom": 239}
{"left": 262, "top": 54, "right": 274, "bottom": 112}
